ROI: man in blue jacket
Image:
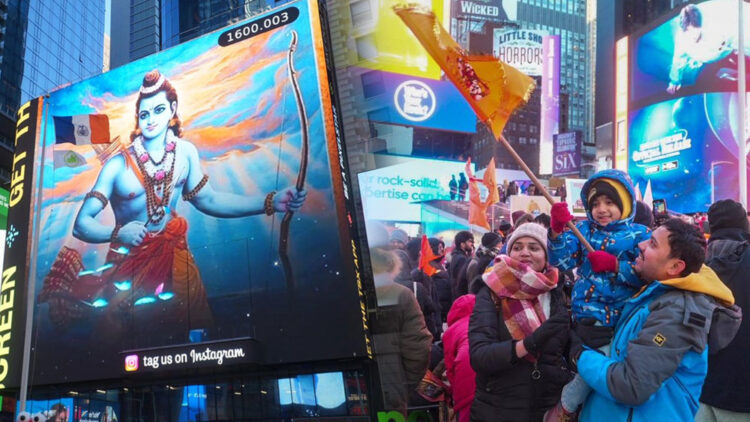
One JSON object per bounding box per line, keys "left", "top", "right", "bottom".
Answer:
{"left": 571, "top": 218, "right": 742, "bottom": 422}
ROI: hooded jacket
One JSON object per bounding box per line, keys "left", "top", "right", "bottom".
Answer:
{"left": 701, "top": 228, "right": 750, "bottom": 412}
{"left": 443, "top": 294, "right": 476, "bottom": 421}
{"left": 578, "top": 265, "right": 742, "bottom": 422}
{"left": 549, "top": 169, "right": 651, "bottom": 326}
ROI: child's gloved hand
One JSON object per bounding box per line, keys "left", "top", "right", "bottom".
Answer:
{"left": 550, "top": 202, "right": 574, "bottom": 233}
{"left": 587, "top": 250, "right": 617, "bottom": 273}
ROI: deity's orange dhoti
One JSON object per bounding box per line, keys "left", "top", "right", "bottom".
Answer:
{"left": 40, "top": 216, "right": 213, "bottom": 334}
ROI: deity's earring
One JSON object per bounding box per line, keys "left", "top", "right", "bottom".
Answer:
{"left": 169, "top": 117, "right": 177, "bottom": 127}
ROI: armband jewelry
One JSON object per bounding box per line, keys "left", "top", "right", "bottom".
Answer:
{"left": 85, "top": 191, "right": 108, "bottom": 208}
{"left": 110, "top": 225, "right": 122, "bottom": 243}
{"left": 264, "top": 191, "right": 276, "bottom": 216}
{"left": 182, "top": 174, "right": 209, "bottom": 201}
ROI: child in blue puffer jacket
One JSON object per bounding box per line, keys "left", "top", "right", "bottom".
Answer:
{"left": 544, "top": 169, "right": 651, "bottom": 420}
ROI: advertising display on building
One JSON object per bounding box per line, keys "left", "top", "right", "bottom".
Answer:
{"left": 358, "top": 157, "right": 475, "bottom": 222}
{"left": 630, "top": 0, "right": 750, "bottom": 110}
{"left": 363, "top": 70, "right": 477, "bottom": 133}
{"left": 564, "top": 178, "right": 587, "bottom": 217}
{"left": 628, "top": 92, "right": 750, "bottom": 213}
{"left": 552, "top": 131, "right": 581, "bottom": 176}
{"left": 492, "top": 29, "right": 547, "bottom": 76}
{"left": 451, "top": 0, "right": 518, "bottom": 22}
{"left": 4, "top": 0, "right": 369, "bottom": 387}
{"left": 540, "top": 35, "right": 560, "bottom": 175}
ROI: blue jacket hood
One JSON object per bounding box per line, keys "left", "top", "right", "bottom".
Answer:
{"left": 581, "top": 169, "right": 637, "bottom": 227}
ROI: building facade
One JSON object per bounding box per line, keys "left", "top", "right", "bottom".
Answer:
{"left": 0, "top": 0, "right": 105, "bottom": 188}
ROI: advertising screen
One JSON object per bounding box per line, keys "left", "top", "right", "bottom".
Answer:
{"left": 362, "top": 69, "right": 477, "bottom": 133}
{"left": 6, "top": 0, "right": 368, "bottom": 387}
{"left": 492, "top": 29, "right": 547, "bottom": 76}
{"left": 630, "top": 0, "right": 750, "bottom": 109}
{"left": 628, "top": 92, "right": 750, "bottom": 213}
{"left": 452, "top": 0, "right": 518, "bottom": 22}
{"left": 552, "top": 131, "right": 581, "bottom": 176}
{"left": 358, "top": 157, "right": 475, "bottom": 222}
{"left": 540, "top": 35, "right": 561, "bottom": 174}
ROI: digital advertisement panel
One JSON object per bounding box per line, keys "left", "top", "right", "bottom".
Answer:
{"left": 358, "top": 157, "right": 474, "bottom": 222}
{"left": 540, "top": 35, "right": 561, "bottom": 175}
{"left": 451, "top": 0, "right": 518, "bottom": 22}
{"left": 552, "top": 131, "right": 581, "bottom": 176}
{"left": 628, "top": 92, "right": 750, "bottom": 213}
{"left": 630, "top": 0, "right": 750, "bottom": 109}
{"left": 13, "top": 0, "right": 368, "bottom": 387}
{"left": 492, "top": 29, "right": 547, "bottom": 76}
{"left": 363, "top": 69, "right": 477, "bottom": 133}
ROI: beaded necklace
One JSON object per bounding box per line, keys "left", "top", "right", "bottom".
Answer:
{"left": 132, "top": 131, "right": 177, "bottom": 225}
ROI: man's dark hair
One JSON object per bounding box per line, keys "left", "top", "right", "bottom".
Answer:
{"left": 534, "top": 213, "right": 551, "bottom": 229}
{"left": 679, "top": 4, "right": 702, "bottom": 31}
{"left": 663, "top": 218, "right": 706, "bottom": 276}
{"left": 454, "top": 230, "right": 474, "bottom": 247}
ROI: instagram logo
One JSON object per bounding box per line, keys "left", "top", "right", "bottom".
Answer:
{"left": 125, "top": 354, "right": 139, "bottom": 372}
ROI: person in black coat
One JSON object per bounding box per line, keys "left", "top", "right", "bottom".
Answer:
{"left": 469, "top": 223, "right": 572, "bottom": 421}
{"left": 428, "top": 237, "right": 452, "bottom": 326}
{"left": 698, "top": 200, "right": 750, "bottom": 419}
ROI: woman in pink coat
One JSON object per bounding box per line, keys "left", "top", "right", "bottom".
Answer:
{"left": 443, "top": 294, "right": 477, "bottom": 422}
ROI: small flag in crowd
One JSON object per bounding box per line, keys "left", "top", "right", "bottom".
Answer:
{"left": 53, "top": 114, "right": 110, "bottom": 145}
{"left": 418, "top": 235, "right": 439, "bottom": 276}
{"left": 394, "top": 5, "right": 536, "bottom": 139}
{"left": 466, "top": 158, "right": 490, "bottom": 230}
{"left": 483, "top": 158, "right": 499, "bottom": 206}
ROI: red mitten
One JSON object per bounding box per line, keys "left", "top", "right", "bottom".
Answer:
{"left": 550, "top": 202, "right": 574, "bottom": 233}
{"left": 587, "top": 251, "right": 617, "bottom": 273}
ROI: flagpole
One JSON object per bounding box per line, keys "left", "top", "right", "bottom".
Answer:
{"left": 498, "top": 134, "right": 594, "bottom": 252}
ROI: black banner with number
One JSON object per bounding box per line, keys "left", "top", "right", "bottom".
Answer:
{"left": 0, "top": 97, "right": 42, "bottom": 390}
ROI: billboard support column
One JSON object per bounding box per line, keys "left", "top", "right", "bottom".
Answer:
{"left": 739, "top": 0, "right": 747, "bottom": 208}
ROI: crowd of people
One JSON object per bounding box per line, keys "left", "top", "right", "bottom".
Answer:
{"left": 369, "top": 169, "right": 747, "bottom": 422}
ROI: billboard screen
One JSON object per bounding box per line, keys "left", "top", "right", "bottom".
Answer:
{"left": 5, "top": 0, "right": 368, "bottom": 387}
{"left": 362, "top": 69, "right": 477, "bottom": 133}
{"left": 493, "top": 29, "right": 547, "bottom": 76}
{"left": 552, "top": 131, "right": 581, "bottom": 176}
{"left": 630, "top": 0, "right": 750, "bottom": 109}
{"left": 628, "top": 92, "right": 750, "bottom": 213}
{"left": 451, "top": 0, "right": 518, "bottom": 22}
{"left": 358, "top": 157, "right": 474, "bottom": 222}
{"left": 540, "top": 35, "right": 561, "bottom": 174}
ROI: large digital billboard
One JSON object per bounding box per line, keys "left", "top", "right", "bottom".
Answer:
{"left": 628, "top": 92, "right": 750, "bottom": 212}
{"left": 4, "top": 0, "right": 369, "bottom": 387}
{"left": 493, "top": 29, "right": 547, "bottom": 76}
{"left": 630, "top": 0, "right": 750, "bottom": 109}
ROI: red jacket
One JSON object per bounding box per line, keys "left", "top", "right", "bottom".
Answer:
{"left": 443, "top": 294, "right": 476, "bottom": 420}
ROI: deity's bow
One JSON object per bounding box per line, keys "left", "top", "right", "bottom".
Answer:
{"left": 279, "top": 30, "right": 309, "bottom": 290}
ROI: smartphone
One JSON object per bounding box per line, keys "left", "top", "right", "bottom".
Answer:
{"left": 653, "top": 199, "right": 668, "bottom": 218}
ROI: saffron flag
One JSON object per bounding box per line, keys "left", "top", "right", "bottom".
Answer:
{"left": 466, "top": 158, "right": 491, "bottom": 230}
{"left": 483, "top": 158, "right": 499, "bottom": 205}
{"left": 394, "top": 5, "right": 536, "bottom": 139}
{"left": 53, "top": 114, "right": 110, "bottom": 145}
{"left": 418, "top": 235, "right": 438, "bottom": 277}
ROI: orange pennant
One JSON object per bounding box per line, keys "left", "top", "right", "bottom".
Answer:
{"left": 394, "top": 5, "right": 536, "bottom": 139}
{"left": 418, "top": 235, "right": 439, "bottom": 276}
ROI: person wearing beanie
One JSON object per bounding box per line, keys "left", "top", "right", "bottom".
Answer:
{"left": 389, "top": 228, "right": 409, "bottom": 249}
{"left": 698, "top": 199, "right": 750, "bottom": 420}
{"left": 544, "top": 169, "right": 651, "bottom": 420}
{"left": 469, "top": 222, "right": 571, "bottom": 421}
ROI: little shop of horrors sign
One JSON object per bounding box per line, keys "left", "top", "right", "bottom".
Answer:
{"left": 122, "top": 338, "right": 260, "bottom": 374}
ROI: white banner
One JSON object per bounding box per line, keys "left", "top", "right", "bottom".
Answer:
{"left": 493, "top": 29, "right": 547, "bottom": 76}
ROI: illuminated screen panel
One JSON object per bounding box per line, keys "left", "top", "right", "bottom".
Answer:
{"left": 628, "top": 92, "right": 750, "bottom": 212}
{"left": 539, "top": 35, "right": 560, "bottom": 175}
{"left": 10, "top": 0, "right": 368, "bottom": 386}
{"left": 615, "top": 36, "right": 629, "bottom": 170}
{"left": 630, "top": 0, "right": 750, "bottom": 109}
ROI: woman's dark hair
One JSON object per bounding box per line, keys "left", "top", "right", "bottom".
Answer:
{"left": 679, "top": 4, "right": 702, "bottom": 31}
{"left": 663, "top": 218, "right": 706, "bottom": 276}
{"left": 534, "top": 213, "right": 551, "bottom": 229}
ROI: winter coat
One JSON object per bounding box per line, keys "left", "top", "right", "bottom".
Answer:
{"left": 443, "top": 295, "right": 476, "bottom": 422}
{"left": 371, "top": 283, "right": 433, "bottom": 413}
{"left": 578, "top": 265, "right": 741, "bottom": 422}
{"left": 394, "top": 274, "right": 440, "bottom": 341}
{"left": 463, "top": 246, "right": 498, "bottom": 296}
{"left": 411, "top": 268, "right": 443, "bottom": 339}
{"left": 431, "top": 261, "right": 453, "bottom": 324}
{"left": 701, "top": 228, "right": 750, "bottom": 412}
{"left": 469, "top": 284, "right": 572, "bottom": 421}
{"left": 549, "top": 169, "right": 651, "bottom": 326}
{"left": 449, "top": 250, "right": 471, "bottom": 300}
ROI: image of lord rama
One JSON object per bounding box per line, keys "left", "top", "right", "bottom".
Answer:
{"left": 39, "top": 70, "right": 307, "bottom": 336}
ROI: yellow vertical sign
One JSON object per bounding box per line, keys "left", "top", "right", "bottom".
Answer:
{"left": 354, "top": 0, "right": 444, "bottom": 80}
{"left": 614, "top": 36, "right": 629, "bottom": 170}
